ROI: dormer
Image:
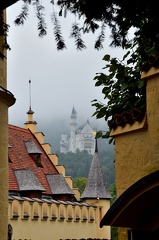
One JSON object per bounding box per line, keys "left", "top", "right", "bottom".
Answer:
{"left": 24, "top": 140, "right": 43, "bottom": 167}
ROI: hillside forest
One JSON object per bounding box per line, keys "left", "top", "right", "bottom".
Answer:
{"left": 57, "top": 140, "right": 115, "bottom": 190}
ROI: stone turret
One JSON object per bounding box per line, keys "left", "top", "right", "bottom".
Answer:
{"left": 81, "top": 138, "right": 111, "bottom": 239}
{"left": 69, "top": 106, "right": 77, "bottom": 153}
{"left": 81, "top": 139, "right": 111, "bottom": 200}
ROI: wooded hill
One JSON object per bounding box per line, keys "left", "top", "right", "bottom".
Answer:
{"left": 57, "top": 141, "right": 115, "bottom": 188}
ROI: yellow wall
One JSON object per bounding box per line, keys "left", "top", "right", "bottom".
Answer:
{"left": 84, "top": 198, "right": 111, "bottom": 239}
{"left": 24, "top": 121, "right": 37, "bottom": 133}
{"left": 41, "top": 143, "right": 51, "bottom": 154}
{"left": 65, "top": 176, "right": 73, "bottom": 188}
{"left": 0, "top": 99, "right": 9, "bottom": 240}
{"left": 48, "top": 153, "right": 58, "bottom": 165}
{"left": 34, "top": 132, "right": 44, "bottom": 144}
{"left": 111, "top": 68, "right": 159, "bottom": 240}
{"left": 112, "top": 68, "right": 159, "bottom": 197}
{"left": 0, "top": 11, "right": 15, "bottom": 240}
{"left": 8, "top": 197, "right": 110, "bottom": 240}
{"left": 72, "top": 188, "right": 81, "bottom": 201}
{"left": 56, "top": 165, "right": 66, "bottom": 176}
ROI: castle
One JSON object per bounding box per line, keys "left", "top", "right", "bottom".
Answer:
{"left": 60, "top": 106, "right": 95, "bottom": 154}
{"left": 0, "top": 10, "right": 111, "bottom": 239}
{"left": 7, "top": 107, "right": 111, "bottom": 240}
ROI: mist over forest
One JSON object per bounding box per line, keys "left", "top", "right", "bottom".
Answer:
{"left": 38, "top": 117, "right": 115, "bottom": 188}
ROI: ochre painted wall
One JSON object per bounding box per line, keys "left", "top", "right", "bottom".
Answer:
{"left": 0, "top": 11, "right": 9, "bottom": 240}
{"left": 111, "top": 68, "right": 159, "bottom": 240}
{"left": 112, "top": 69, "right": 159, "bottom": 197}
{"left": 8, "top": 197, "right": 111, "bottom": 240}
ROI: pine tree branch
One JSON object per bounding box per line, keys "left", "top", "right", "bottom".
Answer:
{"left": 51, "top": 12, "right": 66, "bottom": 50}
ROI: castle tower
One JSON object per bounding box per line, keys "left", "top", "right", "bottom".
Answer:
{"left": 81, "top": 139, "right": 111, "bottom": 239}
{"left": 60, "top": 133, "right": 69, "bottom": 153}
{"left": 69, "top": 106, "right": 77, "bottom": 153}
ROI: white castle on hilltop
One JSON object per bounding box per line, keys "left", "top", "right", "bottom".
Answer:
{"left": 60, "top": 106, "right": 95, "bottom": 154}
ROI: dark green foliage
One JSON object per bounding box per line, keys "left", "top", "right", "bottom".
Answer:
{"left": 73, "top": 177, "right": 87, "bottom": 194}
{"left": 3, "top": 0, "right": 156, "bottom": 137}
{"left": 51, "top": 11, "right": 66, "bottom": 50}
{"left": 111, "top": 226, "right": 118, "bottom": 240}
{"left": 70, "top": 22, "right": 86, "bottom": 50}
{"left": 109, "top": 183, "right": 117, "bottom": 205}
{"left": 56, "top": 0, "right": 159, "bottom": 63}
{"left": 8, "top": 0, "right": 159, "bottom": 59}
{"left": 57, "top": 147, "right": 115, "bottom": 188}
{"left": 33, "top": 1, "right": 47, "bottom": 37}
{"left": 10, "top": 0, "right": 149, "bottom": 131}
{"left": 58, "top": 150, "right": 92, "bottom": 178}
{"left": 92, "top": 46, "right": 146, "bottom": 138}
{"left": 2, "top": 0, "right": 159, "bottom": 60}
{"left": 14, "top": 0, "right": 47, "bottom": 37}
{"left": 14, "top": 3, "right": 29, "bottom": 25}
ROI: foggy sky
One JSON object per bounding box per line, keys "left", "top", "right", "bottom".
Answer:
{"left": 6, "top": 1, "right": 124, "bottom": 133}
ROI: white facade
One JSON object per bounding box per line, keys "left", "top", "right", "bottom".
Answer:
{"left": 60, "top": 134, "right": 69, "bottom": 153}
{"left": 60, "top": 107, "right": 95, "bottom": 154}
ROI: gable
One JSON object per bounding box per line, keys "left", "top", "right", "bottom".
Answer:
{"left": 80, "top": 122, "right": 94, "bottom": 135}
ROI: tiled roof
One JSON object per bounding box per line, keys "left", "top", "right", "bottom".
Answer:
{"left": 8, "top": 125, "right": 73, "bottom": 197}
{"left": 46, "top": 174, "right": 74, "bottom": 195}
{"left": 81, "top": 140, "right": 111, "bottom": 199}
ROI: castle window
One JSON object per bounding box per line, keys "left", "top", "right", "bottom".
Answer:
{"left": 24, "top": 140, "right": 43, "bottom": 167}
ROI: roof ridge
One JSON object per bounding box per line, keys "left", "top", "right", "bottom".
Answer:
{"left": 9, "top": 124, "right": 29, "bottom": 133}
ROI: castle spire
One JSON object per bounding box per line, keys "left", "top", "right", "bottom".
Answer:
{"left": 81, "top": 138, "right": 111, "bottom": 199}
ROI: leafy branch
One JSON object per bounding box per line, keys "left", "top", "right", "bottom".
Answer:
{"left": 51, "top": 11, "right": 66, "bottom": 50}
{"left": 94, "top": 21, "right": 106, "bottom": 50}
{"left": 14, "top": 2, "right": 29, "bottom": 25}
{"left": 70, "top": 22, "right": 86, "bottom": 50}
{"left": 33, "top": 0, "right": 47, "bottom": 37}
{"left": 92, "top": 45, "right": 146, "bottom": 140}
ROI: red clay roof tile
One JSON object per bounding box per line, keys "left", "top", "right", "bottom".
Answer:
{"left": 8, "top": 125, "right": 59, "bottom": 195}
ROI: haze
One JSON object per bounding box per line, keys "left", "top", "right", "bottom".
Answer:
{"left": 6, "top": 1, "right": 124, "bottom": 150}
